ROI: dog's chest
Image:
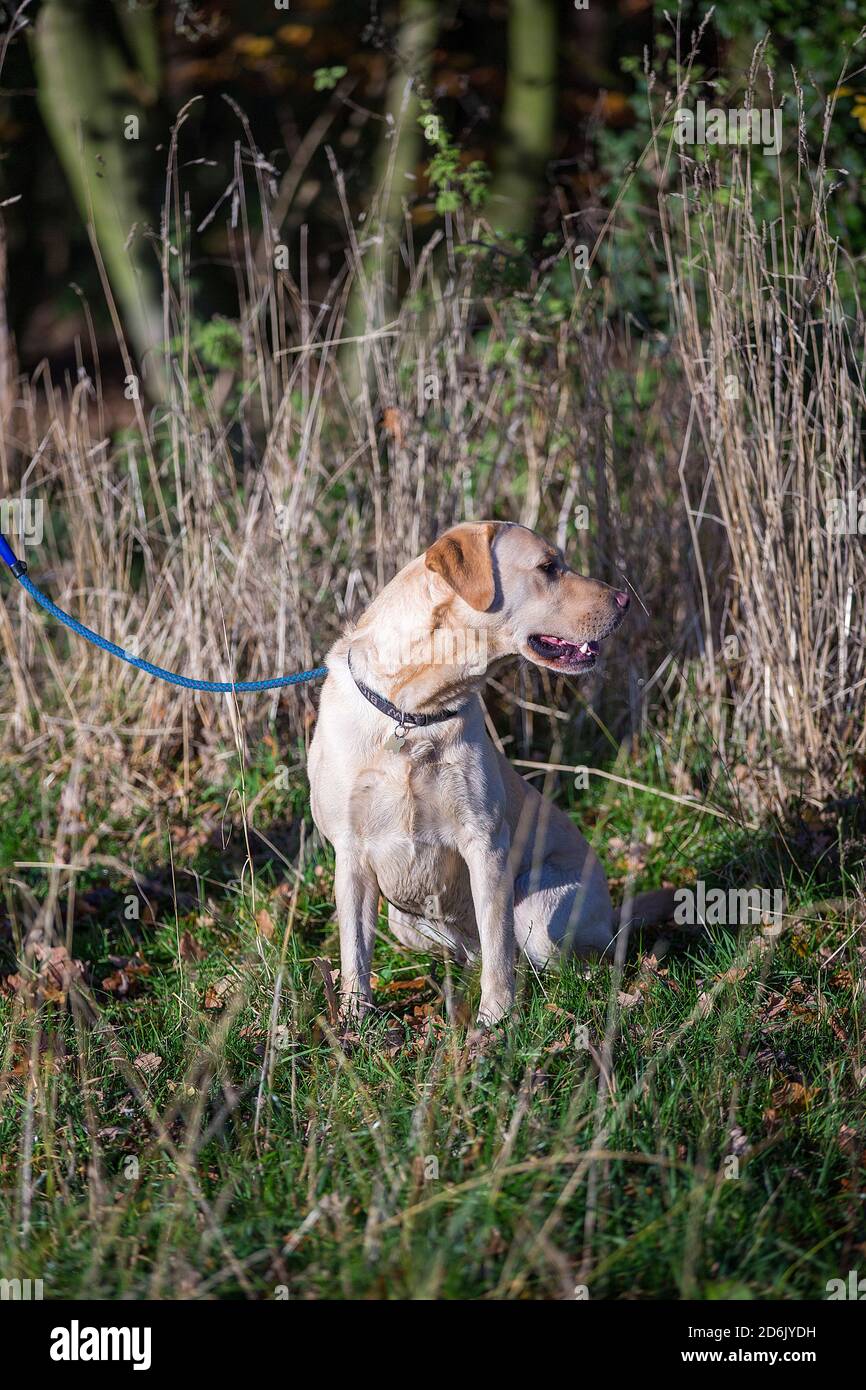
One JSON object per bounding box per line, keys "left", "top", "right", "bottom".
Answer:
{"left": 347, "top": 740, "right": 472, "bottom": 915}
{"left": 348, "top": 737, "right": 460, "bottom": 840}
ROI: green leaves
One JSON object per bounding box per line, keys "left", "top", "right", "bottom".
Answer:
{"left": 417, "top": 98, "right": 490, "bottom": 216}
{"left": 313, "top": 65, "right": 347, "bottom": 92}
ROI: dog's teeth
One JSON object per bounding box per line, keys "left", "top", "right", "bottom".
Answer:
{"left": 578, "top": 642, "right": 590, "bottom": 654}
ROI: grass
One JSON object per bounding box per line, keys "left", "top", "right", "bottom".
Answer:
{"left": 2, "top": 739, "right": 864, "bottom": 1300}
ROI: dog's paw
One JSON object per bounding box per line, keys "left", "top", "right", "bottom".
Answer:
{"left": 465, "top": 1013, "right": 512, "bottom": 1057}
{"left": 337, "top": 995, "right": 374, "bottom": 1026}
{"left": 334, "top": 1025, "right": 362, "bottom": 1053}
{"left": 475, "top": 994, "right": 514, "bottom": 1030}
{"left": 465, "top": 1025, "right": 496, "bottom": 1058}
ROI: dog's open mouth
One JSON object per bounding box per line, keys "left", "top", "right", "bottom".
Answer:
{"left": 527, "top": 633, "right": 600, "bottom": 672}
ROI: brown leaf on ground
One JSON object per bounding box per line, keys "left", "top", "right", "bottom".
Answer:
{"left": 255, "top": 908, "right": 275, "bottom": 940}
{"left": 312, "top": 957, "right": 340, "bottom": 1027}
{"left": 618, "top": 989, "right": 643, "bottom": 1010}
{"left": 8, "top": 945, "right": 86, "bottom": 1005}
{"left": 763, "top": 1079, "right": 819, "bottom": 1126}
{"left": 372, "top": 975, "right": 428, "bottom": 994}
{"left": 276, "top": 23, "right": 314, "bottom": 47}
{"left": 4, "top": 1036, "right": 62, "bottom": 1080}
{"left": 102, "top": 953, "right": 151, "bottom": 998}
{"left": 179, "top": 931, "right": 206, "bottom": 962}
{"left": 637, "top": 955, "right": 681, "bottom": 993}
{"left": 716, "top": 966, "right": 747, "bottom": 984}
{"left": 544, "top": 1002, "right": 576, "bottom": 1020}
{"left": 831, "top": 968, "right": 854, "bottom": 990}
{"left": 203, "top": 975, "right": 237, "bottom": 1010}
{"left": 838, "top": 1124, "right": 860, "bottom": 1157}
{"left": 382, "top": 406, "right": 404, "bottom": 447}
{"left": 607, "top": 834, "right": 654, "bottom": 873}
{"left": 133, "top": 1052, "right": 162, "bottom": 1076}
{"left": 174, "top": 826, "right": 210, "bottom": 860}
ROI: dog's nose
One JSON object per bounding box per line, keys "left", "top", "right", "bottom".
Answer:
{"left": 614, "top": 589, "right": 630, "bottom": 610}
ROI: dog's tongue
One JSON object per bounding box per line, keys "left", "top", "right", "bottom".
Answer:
{"left": 542, "top": 636, "right": 599, "bottom": 656}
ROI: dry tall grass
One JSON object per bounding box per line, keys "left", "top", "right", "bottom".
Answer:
{"left": 658, "top": 76, "right": 866, "bottom": 799}
{"left": 0, "top": 56, "right": 862, "bottom": 810}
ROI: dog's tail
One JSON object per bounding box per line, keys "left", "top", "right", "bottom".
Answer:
{"left": 613, "top": 886, "right": 678, "bottom": 933}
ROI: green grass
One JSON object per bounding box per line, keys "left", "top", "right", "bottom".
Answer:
{"left": 1, "top": 742, "right": 864, "bottom": 1300}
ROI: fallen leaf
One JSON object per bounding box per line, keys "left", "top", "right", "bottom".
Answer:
{"left": 618, "top": 989, "right": 642, "bottom": 1010}
{"left": 179, "top": 931, "right": 206, "bottom": 962}
{"left": 827, "top": 1015, "right": 848, "bottom": 1045}
{"left": 102, "top": 953, "right": 151, "bottom": 998}
{"left": 255, "top": 908, "right": 275, "bottom": 941}
{"left": 764, "top": 1079, "right": 819, "bottom": 1124}
{"left": 716, "top": 966, "right": 747, "bottom": 984}
{"left": 4, "top": 1036, "right": 61, "bottom": 1079}
{"left": 203, "top": 976, "right": 237, "bottom": 1011}
{"left": 312, "top": 957, "right": 340, "bottom": 1027}
{"left": 233, "top": 34, "right": 276, "bottom": 59}
{"left": 10, "top": 945, "right": 86, "bottom": 1005}
{"left": 133, "top": 1052, "right": 162, "bottom": 1076}
{"left": 382, "top": 406, "right": 404, "bottom": 446}
{"left": 174, "top": 826, "right": 210, "bottom": 860}
{"left": 838, "top": 1124, "right": 860, "bottom": 1156}
{"left": 374, "top": 975, "right": 427, "bottom": 994}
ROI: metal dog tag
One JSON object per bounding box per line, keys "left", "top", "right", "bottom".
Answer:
{"left": 384, "top": 723, "right": 408, "bottom": 753}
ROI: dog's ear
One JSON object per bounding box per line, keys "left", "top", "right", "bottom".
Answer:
{"left": 425, "top": 523, "right": 497, "bottom": 612}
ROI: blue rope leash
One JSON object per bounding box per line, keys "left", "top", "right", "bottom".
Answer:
{"left": 0, "top": 534, "right": 327, "bottom": 694}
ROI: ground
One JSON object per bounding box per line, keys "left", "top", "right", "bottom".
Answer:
{"left": 1, "top": 737, "right": 864, "bottom": 1299}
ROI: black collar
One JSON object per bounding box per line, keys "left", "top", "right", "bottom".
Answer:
{"left": 347, "top": 648, "right": 466, "bottom": 737}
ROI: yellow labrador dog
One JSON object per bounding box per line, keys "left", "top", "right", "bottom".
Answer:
{"left": 309, "top": 521, "right": 668, "bottom": 1028}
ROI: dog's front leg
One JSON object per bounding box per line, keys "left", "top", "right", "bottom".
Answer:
{"left": 334, "top": 850, "right": 379, "bottom": 1021}
{"left": 460, "top": 827, "right": 515, "bottom": 1027}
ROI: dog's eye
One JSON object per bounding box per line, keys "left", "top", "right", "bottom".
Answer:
{"left": 537, "top": 557, "right": 558, "bottom": 577}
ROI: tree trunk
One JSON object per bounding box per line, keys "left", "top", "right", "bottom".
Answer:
{"left": 31, "top": 0, "right": 166, "bottom": 397}
{"left": 487, "top": 0, "right": 558, "bottom": 239}
{"left": 342, "top": 0, "right": 438, "bottom": 401}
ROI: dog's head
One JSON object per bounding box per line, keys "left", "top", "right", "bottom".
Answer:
{"left": 425, "top": 521, "right": 629, "bottom": 676}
